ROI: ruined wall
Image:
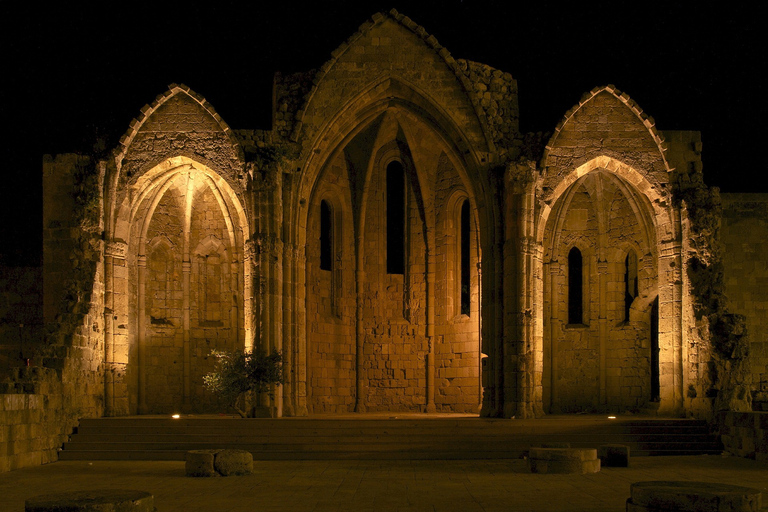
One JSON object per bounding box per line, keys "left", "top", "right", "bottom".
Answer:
{"left": 721, "top": 194, "right": 768, "bottom": 408}
{"left": 0, "top": 267, "right": 43, "bottom": 376}
{"left": 0, "top": 154, "right": 106, "bottom": 473}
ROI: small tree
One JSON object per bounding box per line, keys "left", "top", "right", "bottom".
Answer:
{"left": 203, "top": 349, "right": 283, "bottom": 418}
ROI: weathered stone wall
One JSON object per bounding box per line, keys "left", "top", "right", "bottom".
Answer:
{"left": 117, "top": 86, "right": 244, "bottom": 191}
{"left": 434, "top": 154, "right": 481, "bottom": 413}
{"left": 721, "top": 194, "right": 768, "bottom": 408}
{"left": 306, "top": 160, "right": 356, "bottom": 413}
{"left": 0, "top": 154, "right": 107, "bottom": 473}
{"left": 0, "top": 368, "right": 68, "bottom": 472}
{"left": 290, "top": 11, "right": 492, "bottom": 158}
{"left": 0, "top": 266, "right": 43, "bottom": 377}
{"left": 718, "top": 411, "right": 768, "bottom": 462}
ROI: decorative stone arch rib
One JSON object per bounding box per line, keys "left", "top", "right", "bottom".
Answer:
{"left": 104, "top": 155, "right": 250, "bottom": 416}
{"left": 534, "top": 155, "right": 682, "bottom": 416}
{"left": 291, "top": 9, "right": 496, "bottom": 152}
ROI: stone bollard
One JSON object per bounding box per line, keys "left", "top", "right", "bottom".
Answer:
{"left": 598, "top": 444, "right": 630, "bottom": 467}
{"left": 527, "top": 447, "right": 600, "bottom": 474}
{"left": 25, "top": 490, "right": 154, "bottom": 512}
{"left": 186, "top": 449, "right": 253, "bottom": 477}
{"left": 626, "top": 481, "right": 762, "bottom": 512}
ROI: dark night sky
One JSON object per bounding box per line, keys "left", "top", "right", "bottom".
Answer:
{"left": 1, "top": 2, "right": 762, "bottom": 265}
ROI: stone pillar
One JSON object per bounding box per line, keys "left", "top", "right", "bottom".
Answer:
{"left": 597, "top": 259, "right": 609, "bottom": 407}
{"left": 548, "top": 262, "right": 561, "bottom": 413}
{"left": 137, "top": 255, "right": 147, "bottom": 414}
{"left": 104, "top": 241, "right": 127, "bottom": 417}
{"left": 182, "top": 259, "right": 191, "bottom": 411}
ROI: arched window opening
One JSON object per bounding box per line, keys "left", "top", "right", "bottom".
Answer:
{"left": 320, "top": 200, "right": 333, "bottom": 271}
{"left": 387, "top": 161, "right": 405, "bottom": 275}
{"left": 460, "top": 199, "right": 471, "bottom": 316}
{"left": 568, "top": 247, "right": 583, "bottom": 325}
{"left": 624, "top": 251, "right": 638, "bottom": 321}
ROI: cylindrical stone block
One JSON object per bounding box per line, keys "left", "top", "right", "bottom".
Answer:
{"left": 214, "top": 449, "right": 253, "bottom": 476}
{"left": 186, "top": 449, "right": 219, "bottom": 477}
{"left": 528, "top": 447, "right": 598, "bottom": 461}
{"left": 25, "top": 490, "right": 154, "bottom": 512}
{"left": 528, "top": 457, "right": 601, "bottom": 474}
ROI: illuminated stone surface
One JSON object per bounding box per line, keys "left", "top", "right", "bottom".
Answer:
{"left": 1, "top": 8, "right": 765, "bottom": 475}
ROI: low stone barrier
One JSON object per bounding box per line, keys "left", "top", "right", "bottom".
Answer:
{"left": 186, "top": 449, "right": 253, "bottom": 477}
{"left": 527, "top": 447, "right": 600, "bottom": 474}
{"left": 626, "top": 481, "right": 762, "bottom": 511}
{"left": 25, "top": 489, "right": 154, "bottom": 511}
{"left": 598, "top": 444, "right": 630, "bottom": 467}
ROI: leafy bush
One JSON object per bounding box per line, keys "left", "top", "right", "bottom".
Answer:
{"left": 203, "top": 349, "right": 283, "bottom": 417}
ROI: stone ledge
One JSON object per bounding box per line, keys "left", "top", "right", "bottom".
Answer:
{"left": 626, "top": 481, "right": 762, "bottom": 512}
{"left": 25, "top": 489, "right": 154, "bottom": 512}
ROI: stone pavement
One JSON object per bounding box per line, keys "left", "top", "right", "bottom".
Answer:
{"left": 2, "top": 455, "right": 767, "bottom": 511}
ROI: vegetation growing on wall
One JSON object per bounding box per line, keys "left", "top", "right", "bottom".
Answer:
{"left": 673, "top": 165, "right": 751, "bottom": 411}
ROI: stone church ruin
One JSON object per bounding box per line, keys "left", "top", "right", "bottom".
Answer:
{"left": 2, "top": 9, "right": 766, "bottom": 472}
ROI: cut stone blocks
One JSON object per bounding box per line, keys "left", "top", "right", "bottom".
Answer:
{"left": 598, "top": 444, "right": 630, "bottom": 467}
{"left": 626, "top": 481, "right": 762, "bottom": 511}
{"left": 185, "top": 449, "right": 253, "bottom": 477}
{"left": 527, "top": 447, "right": 600, "bottom": 474}
{"left": 25, "top": 489, "right": 154, "bottom": 511}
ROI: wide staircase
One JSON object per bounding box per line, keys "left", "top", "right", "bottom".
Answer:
{"left": 58, "top": 414, "right": 722, "bottom": 461}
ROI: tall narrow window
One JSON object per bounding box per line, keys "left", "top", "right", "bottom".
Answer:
{"left": 624, "top": 251, "right": 638, "bottom": 321}
{"left": 568, "top": 247, "right": 583, "bottom": 324}
{"left": 386, "top": 161, "right": 405, "bottom": 274}
{"left": 460, "top": 199, "right": 471, "bottom": 316}
{"left": 320, "top": 200, "right": 332, "bottom": 271}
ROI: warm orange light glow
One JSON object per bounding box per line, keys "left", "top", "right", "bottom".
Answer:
{"left": 171, "top": 414, "right": 181, "bottom": 419}
{"left": 608, "top": 416, "right": 616, "bottom": 419}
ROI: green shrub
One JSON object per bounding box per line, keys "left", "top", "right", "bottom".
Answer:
{"left": 203, "top": 349, "right": 283, "bottom": 417}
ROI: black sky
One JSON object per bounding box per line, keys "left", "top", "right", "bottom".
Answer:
{"left": 2, "top": 1, "right": 762, "bottom": 264}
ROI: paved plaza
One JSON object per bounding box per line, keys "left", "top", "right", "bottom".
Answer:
{"left": 2, "top": 454, "right": 767, "bottom": 511}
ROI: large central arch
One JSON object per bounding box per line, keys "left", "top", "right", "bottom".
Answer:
{"left": 294, "top": 77, "right": 488, "bottom": 414}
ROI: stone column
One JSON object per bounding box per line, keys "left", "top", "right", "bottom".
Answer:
{"left": 597, "top": 259, "right": 609, "bottom": 407}
{"left": 548, "top": 261, "right": 561, "bottom": 413}
{"left": 137, "top": 254, "right": 147, "bottom": 414}
{"left": 104, "top": 240, "right": 127, "bottom": 416}
{"left": 182, "top": 259, "right": 191, "bottom": 411}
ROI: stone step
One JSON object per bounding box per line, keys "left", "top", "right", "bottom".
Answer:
{"left": 60, "top": 416, "right": 721, "bottom": 461}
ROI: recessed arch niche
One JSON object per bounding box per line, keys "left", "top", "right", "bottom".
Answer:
{"left": 541, "top": 167, "right": 659, "bottom": 413}
{"left": 108, "top": 157, "right": 249, "bottom": 415}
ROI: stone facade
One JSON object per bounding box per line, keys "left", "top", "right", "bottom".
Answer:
{"left": 2, "top": 9, "right": 765, "bottom": 472}
{"left": 721, "top": 195, "right": 768, "bottom": 408}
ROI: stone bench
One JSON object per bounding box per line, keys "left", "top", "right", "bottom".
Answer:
{"left": 186, "top": 449, "right": 253, "bottom": 477}
{"left": 25, "top": 490, "right": 154, "bottom": 511}
{"left": 527, "top": 447, "right": 600, "bottom": 474}
{"left": 626, "top": 481, "right": 762, "bottom": 511}
{"left": 598, "top": 444, "right": 630, "bottom": 467}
